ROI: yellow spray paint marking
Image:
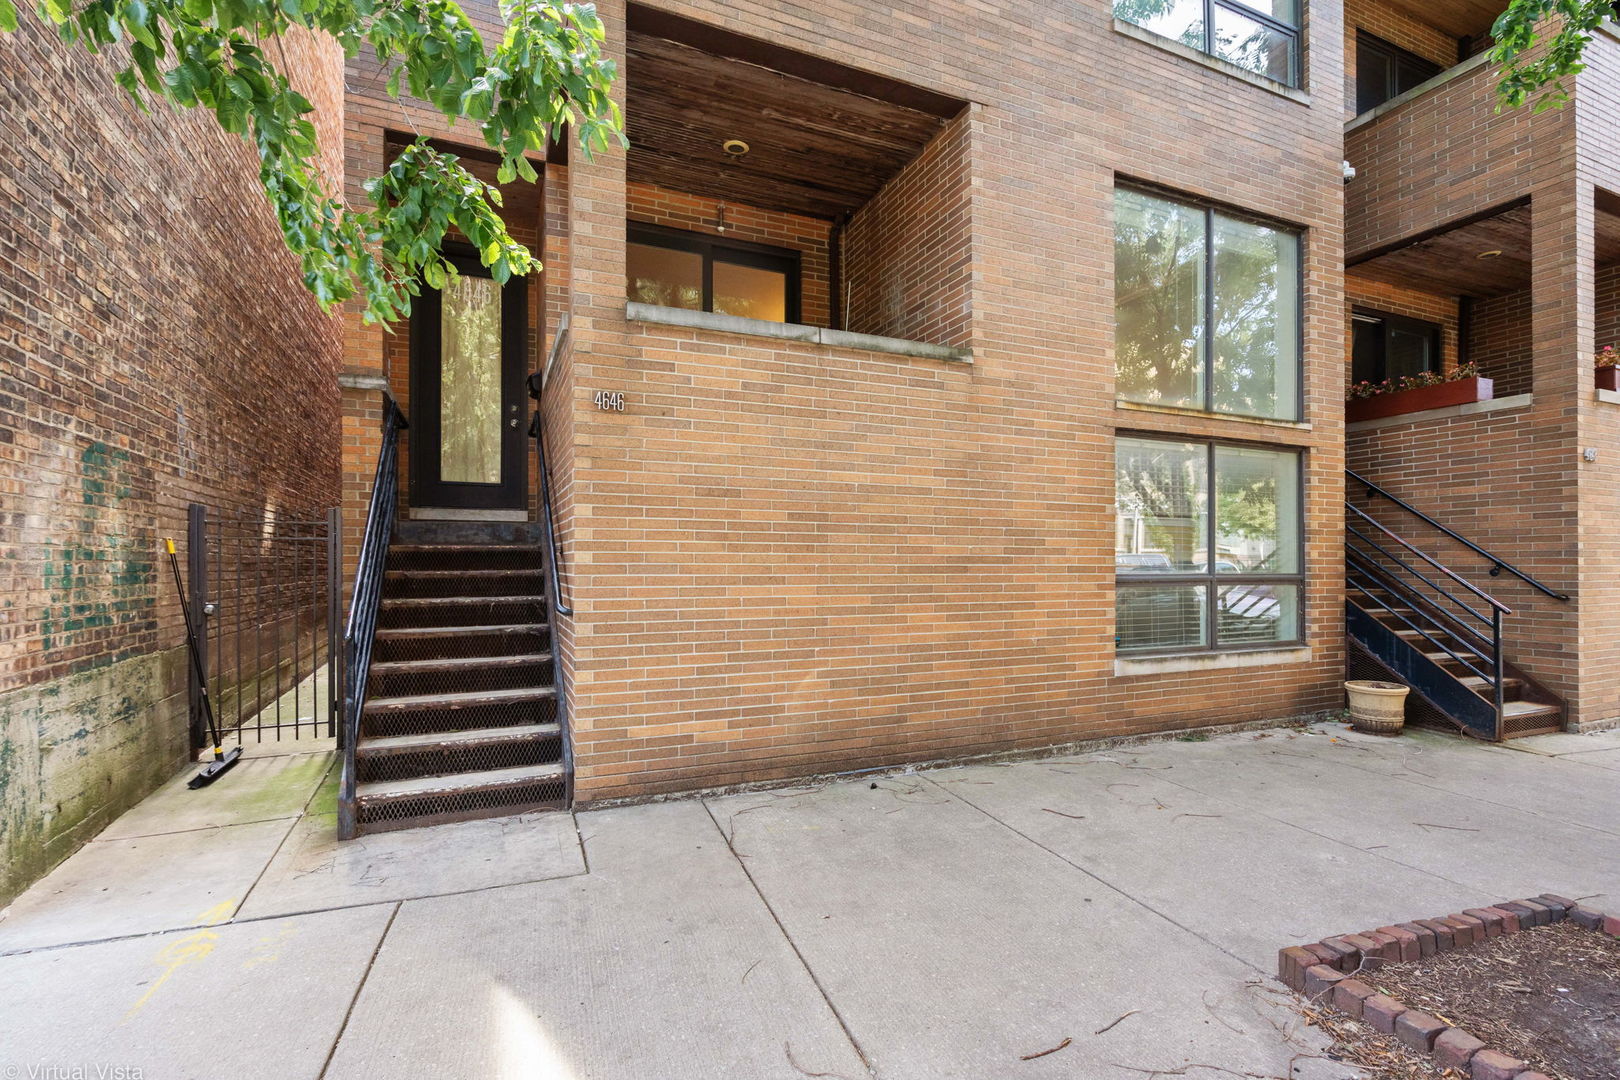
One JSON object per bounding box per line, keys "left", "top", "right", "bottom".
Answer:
{"left": 122, "top": 898, "right": 239, "bottom": 1023}
{"left": 242, "top": 925, "right": 298, "bottom": 970}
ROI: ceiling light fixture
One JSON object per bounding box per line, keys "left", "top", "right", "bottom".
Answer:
{"left": 1477, "top": 249, "right": 1504, "bottom": 260}
{"left": 722, "top": 138, "right": 750, "bottom": 158}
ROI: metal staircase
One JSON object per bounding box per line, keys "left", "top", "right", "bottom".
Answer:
{"left": 1345, "top": 470, "right": 1567, "bottom": 741}
{"left": 337, "top": 389, "right": 573, "bottom": 838}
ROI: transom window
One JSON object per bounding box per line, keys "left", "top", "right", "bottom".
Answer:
{"left": 1115, "top": 0, "right": 1301, "bottom": 87}
{"left": 626, "top": 223, "right": 801, "bottom": 324}
{"left": 1116, "top": 436, "right": 1304, "bottom": 655}
{"left": 1114, "top": 186, "right": 1303, "bottom": 422}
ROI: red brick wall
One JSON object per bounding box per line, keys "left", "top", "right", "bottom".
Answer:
{"left": 0, "top": 21, "right": 344, "bottom": 902}
{"left": 1468, "top": 289, "right": 1534, "bottom": 396}
{"left": 627, "top": 182, "right": 833, "bottom": 328}
{"left": 841, "top": 109, "right": 974, "bottom": 347}
{"left": 553, "top": 0, "right": 1350, "bottom": 803}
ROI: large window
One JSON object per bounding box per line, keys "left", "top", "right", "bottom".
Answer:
{"left": 1351, "top": 309, "right": 1441, "bottom": 386}
{"left": 1355, "top": 31, "right": 1442, "bottom": 115}
{"left": 626, "top": 223, "right": 800, "bottom": 324}
{"left": 1116, "top": 436, "right": 1304, "bottom": 654}
{"left": 1115, "top": 187, "right": 1302, "bottom": 421}
{"left": 1115, "top": 0, "right": 1301, "bottom": 86}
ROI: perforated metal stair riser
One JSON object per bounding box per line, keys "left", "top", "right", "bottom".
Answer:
{"left": 355, "top": 542, "right": 565, "bottom": 833}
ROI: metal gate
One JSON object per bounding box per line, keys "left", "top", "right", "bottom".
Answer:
{"left": 185, "top": 503, "right": 341, "bottom": 749}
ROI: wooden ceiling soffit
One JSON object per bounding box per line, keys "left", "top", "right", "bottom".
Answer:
{"left": 625, "top": 3, "right": 965, "bottom": 119}
{"left": 1348, "top": 201, "right": 1533, "bottom": 299}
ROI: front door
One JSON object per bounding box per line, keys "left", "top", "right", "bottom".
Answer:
{"left": 409, "top": 253, "right": 528, "bottom": 510}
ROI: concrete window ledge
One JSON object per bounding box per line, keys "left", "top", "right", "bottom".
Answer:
{"left": 1111, "top": 19, "right": 1311, "bottom": 106}
{"left": 1346, "top": 392, "right": 1533, "bottom": 432}
{"left": 625, "top": 303, "right": 972, "bottom": 364}
{"left": 1115, "top": 647, "right": 1312, "bottom": 677}
{"left": 1597, "top": 387, "right": 1620, "bottom": 407}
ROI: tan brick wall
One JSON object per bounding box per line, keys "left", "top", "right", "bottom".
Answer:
{"left": 841, "top": 110, "right": 974, "bottom": 348}
{"left": 551, "top": 0, "right": 1350, "bottom": 802}
{"left": 627, "top": 182, "right": 833, "bottom": 329}
{"left": 1468, "top": 289, "right": 1533, "bottom": 396}
{"left": 0, "top": 22, "right": 345, "bottom": 901}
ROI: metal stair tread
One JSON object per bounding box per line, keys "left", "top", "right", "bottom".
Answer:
{"left": 374, "top": 623, "right": 546, "bottom": 638}
{"left": 1502, "top": 700, "right": 1561, "bottom": 717}
{"left": 364, "top": 686, "right": 557, "bottom": 712}
{"left": 381, "top": 594, "right": 546, "bottom": 606}
{"left": 370, "top": 652, "right": 552, "bottom": 675}
{"left": 385, "top": 568, "right": 541, "bottom": 578}
{"left": 358, "top": 722, "right": 560, "bottom": 755}
{"left": 356, "top": 762, "right": 565, "bottom": 802}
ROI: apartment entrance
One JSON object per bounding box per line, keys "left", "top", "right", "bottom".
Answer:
{"left": 408, "top": 251, "right": 529, "bottom": 512}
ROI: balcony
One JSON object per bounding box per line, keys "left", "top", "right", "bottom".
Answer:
{"left": 617, "top": 4, "right": 973, "bottom": 363}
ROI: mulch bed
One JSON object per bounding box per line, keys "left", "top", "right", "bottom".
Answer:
{"left": 1359, "top": 922, "right": 1620, "bottom": 1080}
{"left": 1293, "top": 1002, "right": 1464, "bottom": 1080}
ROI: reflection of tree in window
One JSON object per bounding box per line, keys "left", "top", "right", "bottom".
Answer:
{"left": 1115, "top": 189, "right": 1205, "bottom": 410}
{"left": 1114, "top": 0, "right": 1205, "bottom": 48}
{"left": 1117, "top": 439, "right": 1206, "bottom": 570}
{"left": 1213, "top": 215, "right": 1295, "bottom": 419}
{"left": 440, "top": 275, "right": 503, "bottom": 485}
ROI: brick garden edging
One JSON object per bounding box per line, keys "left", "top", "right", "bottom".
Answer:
{"left": 1277, "top": 893, "right": 1620, "bottom": 1080}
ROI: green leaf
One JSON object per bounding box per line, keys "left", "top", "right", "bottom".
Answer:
{"left": 0, "top": 0, "right": 18, "bottom": 32}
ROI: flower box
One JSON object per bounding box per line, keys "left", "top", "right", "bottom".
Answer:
{"left": 1598, "top": 366, "right": 1620, "bottom": 392}
{"left": 1346, "top": 376, "right": 1494, "bottom": 423}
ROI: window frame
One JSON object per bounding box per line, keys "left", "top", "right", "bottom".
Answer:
{"left": 1115, "top": 184, "right": 1306, "bottom": 423}
{"left": 1117, "top": 0, "right": 1303, "bottom": 88}
{"left": 1354, "top": 30, "right": 1443, "bottom": 115}
{"left": 1114, "top": 434, "right": 1307, "bottom": 657}
{"left": 627, "top": 221, "right": 803, "bottom": 324}
{"left": 1350, "top": 307, "right": 1442, "bottom": 386}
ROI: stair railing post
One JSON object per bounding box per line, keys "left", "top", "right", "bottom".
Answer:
{"left": 186, "top": 503, "right": 209, "bottom": 755}
{"left": 1492, "top": 608, "right": 1506, "bottom": 739}
{"left": 327, "top": 506, "right": 343, "bottom": 746}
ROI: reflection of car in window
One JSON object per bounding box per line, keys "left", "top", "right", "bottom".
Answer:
{"left": 1117, "top": 552, "right": 1176, "bottom": 572}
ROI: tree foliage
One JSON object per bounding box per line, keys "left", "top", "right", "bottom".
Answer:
{"left": 0, "top": 0, "right": 622, "bottom": 322}
{"left": 1492, "top": 0, "right": 1618, "bottom": 110}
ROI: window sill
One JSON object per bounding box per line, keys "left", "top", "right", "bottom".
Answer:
{"left": 1114, "top": 646, "right": 1311, "bottom": 677}
{"left": 1116, "top": 400, "right": 1310, "bottom": 431}
{"left": 1112, "top": 19, "right": 1309, "bottom": 105}
{"left": 626, "top": 303, "right": 972, "bottom": 364}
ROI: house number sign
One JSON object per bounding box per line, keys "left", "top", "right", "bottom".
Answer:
{"left": 593, "top": 391, "right": 625, "bottom": 412}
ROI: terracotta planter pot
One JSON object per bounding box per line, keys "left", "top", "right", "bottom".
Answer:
{"left": 1597, "top": 366, "right": 1620, "bottom": 392}
{"left": 1346, "top": 376, "right": 1494, "bottom": 423}
{"left": 1345, "top": 680, "right": 1408, "bottom": 735}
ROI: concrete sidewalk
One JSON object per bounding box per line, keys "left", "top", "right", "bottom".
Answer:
{"left": 4, "top": 721, "right": 1619, "bottom": 1079}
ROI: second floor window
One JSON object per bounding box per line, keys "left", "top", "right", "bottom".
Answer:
{"left": 1115, "top": 186, "right": 1303, "bottom": 422}
{"left": 1355, "top": 31, "right": 1442, "bottom": 115}
{"left": 1115, "top": 0, "right": 1301, "bottom": 87}
{"left": 627, "top": 223, "right": 801, "bottom": 324}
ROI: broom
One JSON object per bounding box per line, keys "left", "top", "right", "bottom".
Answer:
{"left": 164, "top": 538, "right": 243, "bottom": 788}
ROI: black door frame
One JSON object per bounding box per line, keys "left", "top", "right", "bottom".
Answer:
{"left": 408, "top": 249, "right": 529, "bottom": 511}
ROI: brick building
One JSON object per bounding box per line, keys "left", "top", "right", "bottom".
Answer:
{"left": 1341, "top": 2, "right": 1620, "bottom": 736}
{"left": 0, "top": 25, "right": 346, "bottom": 901}
{"left": 6, "top": 0, "right": 1619, "bottom": 870}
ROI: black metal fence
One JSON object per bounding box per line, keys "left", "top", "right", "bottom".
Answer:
{"left": 185, "top": 503, "right": 341, "bottom": 749}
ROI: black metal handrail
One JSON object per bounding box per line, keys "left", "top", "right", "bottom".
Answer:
{"left": 337, "top": 392, "right": 406, "bottom": 840}
{"left": 1347, "top": 469, "right": 1570, "bottom": 601}
{"left": 527, "top": 372, "right": 573, "bottom": 804}
{"left": 1347, "top": 549, "right": 1497, "bottom": 686}
{"left": 1346, "top": 506, "right": 1510, "bottom": 618}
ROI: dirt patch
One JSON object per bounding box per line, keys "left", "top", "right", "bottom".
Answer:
{"left": 1365, "top": 922, "right": 1620, "bottom": 1080}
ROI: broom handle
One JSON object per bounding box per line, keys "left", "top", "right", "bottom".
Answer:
{"left": 165, "top": 539, "right": 224, "bottom": 758}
